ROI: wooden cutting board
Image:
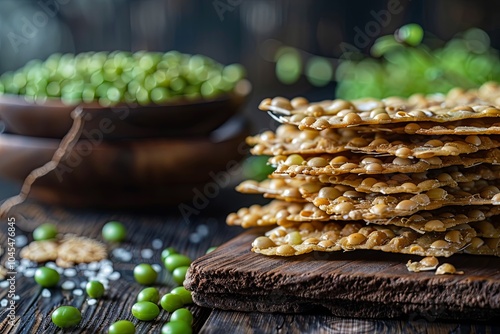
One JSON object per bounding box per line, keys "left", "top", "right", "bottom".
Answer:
{"left": 185, "top": 228, "right": 500, "bottom": 321}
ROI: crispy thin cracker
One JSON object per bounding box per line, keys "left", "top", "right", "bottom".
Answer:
{"left": 303, "top": 181, "right": 500, "bottom": 219}
{"left": 260, "top": 82, "right": 500, "bottom": 130}
{"left": 312, "top": 165, "right": 500, "bottom": 194}
{"left": 252, "top": 223, "right": 475, "bottom": 257}
{"left": 227, "top": 199, "right": 500, "bottom": 233}
{"left": 271, "top": 149, "right": 500, "bottom": 176}
{"left": 249, "top": 124, "right": 500, "bottom": 158}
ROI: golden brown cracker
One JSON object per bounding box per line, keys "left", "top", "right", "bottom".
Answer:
{"left": 252, "top": 223, "right": 475, "bottom": 257}
{"left": 271, "top": 149, "right": 500, "bottom": 176}
{"left": 302, "top": 181, "right": 500, "bottom": 219}
{"left": 260, "top": 82, "right": 500, "bottom": 130}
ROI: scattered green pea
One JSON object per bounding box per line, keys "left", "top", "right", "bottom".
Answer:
{"left": 160, "top": 293, "right": 183, "bottom": 312}
{"left": 34, "top": 267, "right": 60, "bottom": 288}
{"left": 164, "top": 254, "right": 191, "bottom": 272}
{"left": 108, "top": 320, "right": 135, "bottom": 334}
{"left": 86, "top": 280, "right": 105, "bottom": 298}
{"left": 161, "top": 247, "right": 178, "bottom": 263}
{"left": 170, "top": 287, "right": 193, "bottom": 305}
{"left": 172, "top": 266, "right": 189, "bottom": 285}
{"left": 33, "top": 223, "right": 58, "bottom": 241}
{"left": 133, "top": 263, "right": 158, "bottom": 285}
{"left": 131, "top": 301, "right": 160, "bottom": 321}
{"left": 137, "top": 287, "right": 160, "bottom": 304}
{"left": 170, "top": 308, "right": 193, "bottom": 325}
{"left": 51, "top": 306, "right": 82, "bottom": 328}
{"left": 161, "top": 321, "right": 192, "bottom": 334}
{"left": 206, "top": 246, "right": 217, "bottom": 254}
{"left": 102, "top": 221, "right": 127, "bottom": 242}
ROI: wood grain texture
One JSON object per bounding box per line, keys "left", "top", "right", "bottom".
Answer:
{"left": 186, "top": 228, "right": 500, "bottom": 321}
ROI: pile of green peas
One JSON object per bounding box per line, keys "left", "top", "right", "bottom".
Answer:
{"left": 0, "top": 51, "right": 245, "bottom": 106}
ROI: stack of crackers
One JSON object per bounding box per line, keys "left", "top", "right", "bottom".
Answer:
{"left": 227, "top": 82, "right": 500, "bottom": 262}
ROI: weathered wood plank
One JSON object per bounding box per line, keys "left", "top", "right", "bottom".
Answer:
{"left": 186, "top": 228, "right": 500, "bottom": 322}
{"left": 199, "top": 310, "right": 496, "bottom": 334}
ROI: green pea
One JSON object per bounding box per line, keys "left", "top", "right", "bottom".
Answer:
{"left": 133, "top": 264, "right": 158, "bottom": 285}
{"left": 170, "top": 287, "right": 193, "bottom": 305}
{"left": 161, "top": 321, "right": 192, "bottom": 334}
{"left": 51, "top": 306, "right": 82, "bottom": 328}
{"left": 137, "top": 287, "right": 160, "bottom": 304}
{"left": 164, "top": 254, "right": 191, "bottom": 272}
{"left": 108, "top": 320, "right": 135, "bottom": 334}
{"left": 86, "top": 280, "right": 105, "bottom": 298}
{"left": 34, "top": 267, "right": 60, "bottom": 288}
{"left": 170, "top": 308, "right": 193, "bottom": 324}
{"left": 161, "top": 247, "right": 178, "bottom": 263}
{"left": 206, "top": 246, "right": 217, "bottom": 254}
{"left": 131, "top": 301, "right": 160, "bottom": 321}
{"left": 102, "top": 221, "right": 127, "bottom": 242}
{"left": 160, "top": 293, "right": 183, "bottom": 312}
{"left": 172, "top": 266, "right": 189, "bottom": 285}
{"left": 33, "top": 223, "right": 58, "bottom": 241}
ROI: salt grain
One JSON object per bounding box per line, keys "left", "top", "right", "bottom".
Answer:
{"left": 42, "top": 289, "right": 51, "bottom": 298}
{"left": 0, "top": 281, "right": 9, "bottom": 288}
{"left": 62, "top": 281, "right": 76, "bottom": 290}
{"left": 152, "top": 264, "right": 162, "bottom": 273}
{"left": 0, "top": 299, "right": 7, "bottom": 307}
{"left": 23, "top": 269, "right": 36, "bottom": 278}
{"left": 152, "top": 239, "right": 163, "bottom": 249}
{"left": 80, "top": 281, "right": 87, "bottom": 289}
{"left": 87, "top": 299, "right": 97, "bottom": 306}
{"left": 141, "top": 249, "right": 153, "bottom": 259}
{"left": 12, "top": 295, "right": 20, "bottom": 301}
{"left": 196, "top": 224, "right": 209, "bottom": 237}
{"left": 73, "top": 289, "right": 83, "bottom": 296}
{"left": 64, "top": 268, "right": 77, "bottom": 277}
{"left": 15, "top": 235, "right": 28, "bottom": 248}
{"left": 189, "top": 233, "right": 202, "bottom": 243}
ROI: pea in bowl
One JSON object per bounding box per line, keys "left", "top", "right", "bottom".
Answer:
{"left": 0, "top": 51, "right": 250, "bottom": 138}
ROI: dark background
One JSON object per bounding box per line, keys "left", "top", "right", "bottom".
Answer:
{"left": 1, "top": 0, "right": 500, "bottom": 200}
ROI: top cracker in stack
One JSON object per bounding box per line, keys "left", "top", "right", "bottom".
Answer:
{"left": 227, "top": 82, "right": 500, "bottom": 260}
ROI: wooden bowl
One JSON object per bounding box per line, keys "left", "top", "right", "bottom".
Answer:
{"left": 0, "top": 116, "right": 249, "bottom": 208}
{"left": 0, "top": 80, "right": 251, "bottom": 139}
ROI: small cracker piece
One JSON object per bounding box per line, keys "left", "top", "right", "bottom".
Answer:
{"left": 345, "top": 135, "right": 500, "bottom": 159}
{"left": 271, "top": 148, "right": 500, "bottom": 176}
{"left": 57, "top": 235, "right": 107, "bottom": 267}
{"left": 406, "top": 256, "right": 439, "bottom": 272}
{"left": 252, "top": 223, "right": 476, "bottom": 257}
{"left": 260, "top": 83, "right": 500, "bottom": 130}
{"left": 20, "top": 240, "right": 59, "bottom": 262}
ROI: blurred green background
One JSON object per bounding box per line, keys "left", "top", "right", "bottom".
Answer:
{"left": 2, "top": 0, "right": 500, "bottom": 187}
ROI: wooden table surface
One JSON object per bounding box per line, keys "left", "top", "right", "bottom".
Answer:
{"left": 0, "top": 187, "right": 499, "bottom": 333}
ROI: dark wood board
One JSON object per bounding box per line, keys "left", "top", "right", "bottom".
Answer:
{"left": 186, "top": 228, "right": 500, "bottom": 322}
